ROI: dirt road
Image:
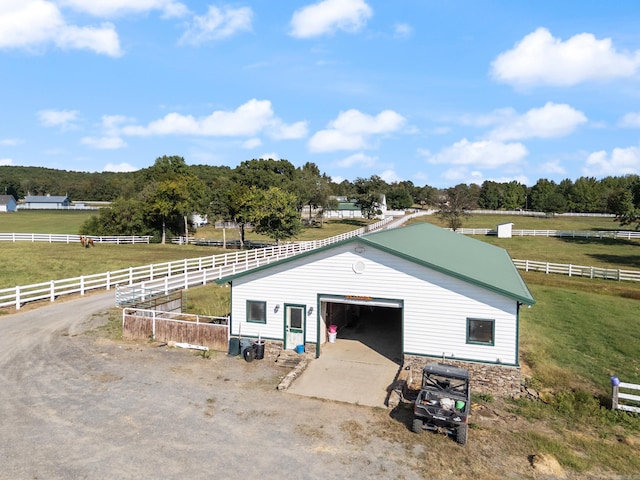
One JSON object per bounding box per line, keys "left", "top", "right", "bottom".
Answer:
{"left": 2, "top": 293, "right": 591, "bottom": 479}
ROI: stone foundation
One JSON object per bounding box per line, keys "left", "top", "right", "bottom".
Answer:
{"left": 403, "top": 355, "right": 522, "bottom": 398}
{"left": 257, "top": 340, "right": 316, "bottom": 360}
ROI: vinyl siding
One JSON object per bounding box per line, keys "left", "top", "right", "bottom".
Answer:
{"left": 229, "top": 241, "right": 519, "bottom": 364}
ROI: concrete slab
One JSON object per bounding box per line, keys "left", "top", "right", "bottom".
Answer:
{"left": 287, "top": 339, "right": 401, "bottom": 407}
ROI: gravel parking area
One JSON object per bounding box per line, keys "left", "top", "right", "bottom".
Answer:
{"left": 0, "top": 294, "right": 432, "bottom": 480}
{"left": 2, "top": 293, "right": 572, "bottom": 480}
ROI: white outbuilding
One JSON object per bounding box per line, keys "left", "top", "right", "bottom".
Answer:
{"left": 217, "top": 222, "right": 535, "bottom": 394}
{"left": 497, "top": 222, "right": 514, "bottom": 238}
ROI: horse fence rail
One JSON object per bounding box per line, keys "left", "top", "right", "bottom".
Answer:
{"left": 611, "top": 377, "right": 640, "bottom": 414}
{"left": 454, "top": 228, "right": 640, "bottom": 240}
{"left": 3, "top": 216, "right": 638, "bottom": 311}
{"left": 513, "top": 260, "right": 640, "bottom": 282}
{"left": 0, "top": 233, "right": 152, "bottom": 244}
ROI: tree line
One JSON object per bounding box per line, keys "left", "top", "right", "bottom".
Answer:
{"left": 2, "top": 160, "right": 640, "bottom": 240}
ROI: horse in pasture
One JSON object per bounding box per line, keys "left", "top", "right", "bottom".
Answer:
{"left": 79, "top": 235, "right": 95, "bottom": 248}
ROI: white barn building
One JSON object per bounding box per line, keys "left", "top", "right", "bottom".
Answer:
{"left": 21, "top": 195, "right": 71, "bottom": 210}
{"left": 217, "top": 223, "right": 535, "bottom": 395}
{"left": 0, "top": 195, "right": 17, "bottom": 212}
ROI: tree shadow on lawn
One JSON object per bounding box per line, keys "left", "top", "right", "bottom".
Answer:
{"left": 558, "top": 237, "right": 640, "bottom": 269}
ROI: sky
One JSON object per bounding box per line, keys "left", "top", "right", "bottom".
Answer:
{"left": 2, "top": 1, "right": 640, "bottom": 188}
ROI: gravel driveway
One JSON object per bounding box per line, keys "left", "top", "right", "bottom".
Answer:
{"left": 0, "top": 293, "right": 433, "bottom": 480}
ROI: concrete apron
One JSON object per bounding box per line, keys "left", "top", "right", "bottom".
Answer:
{"left": 286, "top": 338, "right": 402, "bottom": 408}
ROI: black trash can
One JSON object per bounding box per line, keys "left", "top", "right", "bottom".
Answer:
{"left": 253, "top": 340, "right": 265, "bottom": 360}
{"left": 239, "top": 338, "right": 253, "bottom": 354}
{"left": 227, "top": 337, "right": 240, "bottom": 356}
{"left": 240, "top": 339, "right": 255, "bottom": 362}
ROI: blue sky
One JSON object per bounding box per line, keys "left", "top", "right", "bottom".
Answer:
{"left": 2, "top": 0, "right": 640, "bottom": 188}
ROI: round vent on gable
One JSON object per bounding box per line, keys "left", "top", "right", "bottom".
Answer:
{"left": 352, "top": 260, "right": 366, "bottom": 274}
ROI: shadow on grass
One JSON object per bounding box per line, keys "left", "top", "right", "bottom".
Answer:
{"left": 557, "top": 236, "right": 640, "bottom": 269}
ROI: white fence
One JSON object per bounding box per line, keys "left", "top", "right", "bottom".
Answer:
{"left": 513, "top": 260, "right": 640, "bottom": 282}
{"left": 0, "top": 217, "right": 395, "bottom": 310}
{"left": 0, "top": 233, "right": 151, "bottom": 244}
{"left": 453, "top": 228, "right": 640, "bottom": 240}
{"left": 5, "top": 214, "right": 638, "bottom": 311}
{"left": 469, "top": 209, "right": 616, "bottom": 218}
{"left": 611, "top": 377, "right": 640, "bottom": 414}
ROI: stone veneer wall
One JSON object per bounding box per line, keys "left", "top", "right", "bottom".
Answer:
{"left": 261, "top": 340, "right": 317, "bottom": 360}
{"left": 403, "top": 355, "right": 522, "bottom": 398}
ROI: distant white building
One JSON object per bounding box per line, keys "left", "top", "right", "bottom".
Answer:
{"left": 0, "top": 195, "right": 17, "bottom": 212}
{"left": 497, "top": 222, "right": 514, "bottom": 238}
{"left": 323, "top": 194, "right": 388, "bottom": 219}
{"left": 21, "top": 195, "right": 71, "bottom": 210}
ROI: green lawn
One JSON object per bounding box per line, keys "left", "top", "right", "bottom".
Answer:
{"left": 413, "top": 212, "right": 623, "bottom": 231}
{"left": 0, "top": 210, "right": 96, "bottom": 233}
{"left": 0, "top": 243, "right": 227, "bottom": 289}
{"left": 192, "top": 218, "right": 371, "bottom": 243}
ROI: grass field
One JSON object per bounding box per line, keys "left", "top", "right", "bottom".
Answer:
{"left": 0, "top": 210, "right": 96, "bottom": 233}
{"left": 2, "top": 211, "right": 640, "bottom": 475}
{"left": 414, "top": 212, "right": 622, "bottom": 231}
{"left": 0, "top": 218, "right": 371, "bottom": 289}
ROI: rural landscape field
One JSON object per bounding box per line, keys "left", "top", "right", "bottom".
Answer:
{"left": 1, "top": 210, "right": 640, "bottom": 478}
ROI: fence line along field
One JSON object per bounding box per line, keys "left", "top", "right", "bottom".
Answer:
{"left": 1, "top": 210, "right": 640, "bottom": 476}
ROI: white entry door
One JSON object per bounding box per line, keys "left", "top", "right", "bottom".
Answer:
{"left": 284, "top": 305, "right": 305, "bottom": 350}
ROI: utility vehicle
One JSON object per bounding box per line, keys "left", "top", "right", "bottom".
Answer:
{"left": 412, "top": 363, "right": 471, "bottom": 445}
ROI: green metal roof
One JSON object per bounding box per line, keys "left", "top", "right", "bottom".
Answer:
{"left": 358, "top": 223, "right": 535, "bottom": 305}
{"left": 217, "top": 223, "right": 535, "bottom": 305}
{"left": 337, "top": 202, "right": 359, "bottom": 211}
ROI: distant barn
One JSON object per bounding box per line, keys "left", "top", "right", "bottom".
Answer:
{"left": 21, "top": 195, "right": 71, "bottom": 210}
{"left": 0, "top": 195, "right": 18, "bottom": 212}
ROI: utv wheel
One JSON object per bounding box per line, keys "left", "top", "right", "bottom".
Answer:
{"left": 412, "top": 418, "right": 423, "bottom": 434}
{"left": 243, "top": 346, "right": 256, "bottom": 363}
{"left": 455, "top": 424, "right": 468, "bottom": 445}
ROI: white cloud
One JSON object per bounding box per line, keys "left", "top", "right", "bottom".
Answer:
{"left": 37, "top": 109, "right": 79, "bottom": 129}
{"left": 56, "top": 23, "right": 121, "bottom": 56}
{"left": 337, "top": 152, "right": 377, "bottom": 168}
{"left": 459, "top": 107, "right": 516, "bottom": 127}
{"left": 0, "top": 138, "right": 23, "bottom": 146}
{"left": 58, "top": 0, "right": 188, "bottom": 18}
{"left": 584, "top": 147, "right": 640, "bottom": 176}
{"left": 422, "top": 138, "right": 529, "bottom": 169}
{"left": 268, "top": 120, "right": 308, "bottom": 140}
{"left": 179, "top": 5, "right": 252, "bottom": 45}
{"left": 393, "top": 23, "right": 412, "bottom": 39}
{"left": 489, "top": 102, "right": 587, "bottom": 141}
{"left": 331, "top": 109, "right": 405, "bottom": 134}
{"left": 242, "top": 138, "right": 262, "bottom": 149}
{"left": 259, "top": 152, "right": 280, "bottom": 160}
{"left": 619, "top": 112, "right": 640, "bottom": 128}
{"left": 309, "top": 109, "right": 406, "bottom": 152}
{"left": 441, "top": 167, "right": 482, "bottom": 184}
{"left": 491, "top": 27, "right": 640, "bottom": 87}
{"left": 309, "top": 129, "right": 367, "bottom": 152}
{"left": 540, "top": 159, "right": 567, "bottom": 175}
{"left": 121, "top": 99, "right": 302, "bottom": 139}
{"left": 102, "top": 162, "right": 138, "bottom": 172}
{"left": 0, "top": 158, "right": 14, "bottom": 166}
{"left": 81, "top": 136, "right": 126, "bottom": 149}
{"left": 290, "top": 0, "right": 372, "bottom": 38}
{"left": 380, "top": 169, "right": 401, "bottom": 183}
{"left": 0, "top": 1, "right": 122, "bottom": 56}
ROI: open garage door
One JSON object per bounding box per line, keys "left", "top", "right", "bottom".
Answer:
{"left": 319, "top": 295, "right": 403, "bottom": 365}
